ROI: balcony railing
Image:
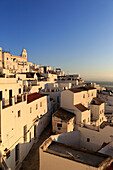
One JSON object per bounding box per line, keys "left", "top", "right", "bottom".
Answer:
{"left": 2, "top": 98, "right": 12, "bottom": 109}
{"left": 2, "top": 95, "right": 26, "bottom": 109}
{"left": 15, "top": 95, "right": 26, "bottom": 104}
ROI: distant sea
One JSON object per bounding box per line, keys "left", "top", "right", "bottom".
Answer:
{"left": 85, "top": 81, "right": 113, "bottom": 90}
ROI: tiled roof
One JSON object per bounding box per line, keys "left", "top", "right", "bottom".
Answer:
{"left": 75, "top": 103, "right": 89, "bottom": 112}
{"left": 27, "top": 92, "right": 43, "bottom": 104}
{"left": 69, "top": 86, "right": 96, "bottom": 93}
{"left": 52, "top": 108, "right": 75, "bottom": 122}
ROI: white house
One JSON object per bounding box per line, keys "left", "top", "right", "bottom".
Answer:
{"left": 0, "top": 89, "right": 51, "bottom": 169}
{"left": 40, "top": 137, "right": 113, "bottom": 170}
{"left": 52, "top": 108, "right": 75, "bottom": 134}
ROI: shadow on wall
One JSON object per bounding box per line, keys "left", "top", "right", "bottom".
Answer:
{"left": 51, "top": 130, "right": 80, "bottom": 147}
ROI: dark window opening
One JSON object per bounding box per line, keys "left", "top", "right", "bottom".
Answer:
{"left": 57, "top": 123, "right": 62, "bottom": 128}
{"left": 87, "top": 138, "right": 90, "bottom": 142}
{"left": 0, "top": 91, "right": 2, "bottom": 100}
{"left": 18, "top": 110, "right": 21, "bottom": 117}
{"left": 19, "top": 88, "right": 21, "bottom": 94}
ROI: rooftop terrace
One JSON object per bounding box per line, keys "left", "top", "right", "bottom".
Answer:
{"left": 45, "top": 141, "right": 112, "bottom": 168}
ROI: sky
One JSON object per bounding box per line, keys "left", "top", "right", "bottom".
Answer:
{"left": 0, "top": 0, "right": 113, "bottom": 81}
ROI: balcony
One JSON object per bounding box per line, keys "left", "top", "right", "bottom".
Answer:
{"left": 2, "top": 98, "right": 12, "bottom": 109}
{"left": 2, "top": 95, "right": 26, "bottom": 109}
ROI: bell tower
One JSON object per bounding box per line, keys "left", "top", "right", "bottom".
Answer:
{"left": 21, "top": 49, "right": 27, "bottom": 61}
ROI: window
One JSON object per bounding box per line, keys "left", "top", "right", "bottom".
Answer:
{"left": 83, "top": 94, "right": 85, "bottom": 98}
{"left": 88, "top": 117, "right": 89, "bottom": 122}
{"left": 29, "top": 132, "right": 31, "bottom": 142}
{"left": 102, "top": 117, "right": 103, "bottom": 121}
{"left": 40, "top": 102, "right": 42, "bottom": 107}
{"left": 19, "top": 88, "right": 21, "bottom": 94}
{"left": 57, "top": 123, "right": 62, "bottom": 128}
{"left": 23, "top": 125, "right": 27, "bottom": 142}
{"left": 36, "top": 104, "right": 38, "bottom": 110}
{"left": 87, "top": 138, "right": 90, "bottom": 142}
{"left": 92, "top": 93, "right": 93, "bottom": 96}
{"left": 7, "top": 57, "right": 8, "bottom": 60}
{"left": 100, "top": 111, "right": 101, "bottom": 114}
{"left": 18, "top": 110, "right": 21, "bottom": 117}
{"left": 100, "top": 119, "right": 101, "bottom": 122}
{"left": 30, "top": 107, "right": 32, "bottom": 113}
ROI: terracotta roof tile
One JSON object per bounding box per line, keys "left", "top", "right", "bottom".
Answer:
{"left": 69, "top": 86, "right": 96, "bottom": 93}
{"left": 52, "top": 108, "right": 75, "bottom": 122}
{"left": 75, "top": 103, "right": 89, "bottom": 112}
{"left": 27, "top": 92, "right": 43, "bottom": 104}
{"left": 93, "top": 97, "right": 104, "bottom": 104}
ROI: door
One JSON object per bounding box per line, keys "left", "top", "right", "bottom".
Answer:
{"left": 0, "top": 91, "right": 2, "bottom": 100}
{"left": 34, "top": 125, "right": 36, "bottom": 139}
{"left": 9, "top": 90, "right": 12, "bottom": 98}
{"left": 15, "top": 144, "right": 19, "bottom": 165}
{"left": 9, "top": 90, "right": 12, "bottom": 105}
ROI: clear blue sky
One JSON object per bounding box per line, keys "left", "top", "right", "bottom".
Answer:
{"left": 0, "top": 0, "right": 113, "bottom": 81}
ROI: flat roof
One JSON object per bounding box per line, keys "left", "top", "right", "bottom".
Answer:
{"left": 75, "top": 103, "right": 89, "bottom": 112}
{"left": 69, "top": 86, "right": 96, "bottom": 93}
{"left": 46, "top": 141, "right": 112, "bottom": 168}
{"left": 52, "top": 108, "right": 75, "bottom": 122}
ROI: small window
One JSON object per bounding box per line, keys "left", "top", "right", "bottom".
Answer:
{"left": 92, "top": 93, "right": 93, "bottom": 96}
{"left": 30, "top": 107, "right": 32, "bottom": 113}
{"left": 18, "top": 110, "right": 21, "bottom": 117}
{"left": 100, "top": 111, "right": 101, "bottom": 114}
{"left": 57, "top": 123, "right": 62, "bottom": 128}
{"left": 83, "top": 94, "right": 85, "bottom": 98}
{"left": 36, "top": 104, "right": 38, "bottom": 110}
{"left": 102, "top": 117, "right": 103, "bottom": 120}
{"left": 19, "top": 88, "right": 21, "bottom": 94}
{"left": 40, "top": 102, "right": 42, "bottom": 107}
{"left": 100, "top": 119, "right": 101, "bottom": 122}
{"left": 7, "top": 58, "right": 8, "bottom": 60}
{"left": 88, "top": 117, "right": 89, "bottom": 122}
{"left": 87, "top": 138, "right": 90, "bottom": 142}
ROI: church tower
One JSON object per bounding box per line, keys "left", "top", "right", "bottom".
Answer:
{"left": 21, "top": 49, "right": 27, "bottom": 61}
